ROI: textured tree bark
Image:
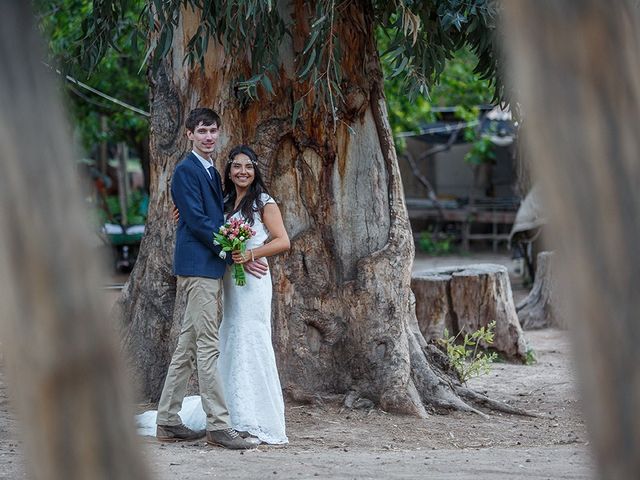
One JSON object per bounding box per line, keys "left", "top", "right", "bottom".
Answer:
{"left": 412, "top": 265, "right": 528, "bottom": 361}
{"left": 502, "top": 1, "right": 640, "bottom": 478}
{"left": 449, "top": 265, "right": 527, "bottom": 361}
{"left": 0, "top": 3, "right": 150, "bottom": 479}
{"left": 411, "top": 272, "right": 452, "bottom": 342}
{"left": 113, "top": 59, "right": 185, "bottom": 401}
{"left": 517, "top": 252, "right": 566, "bottom": 330}
{"left": 118, "top": 1, "right": 516, "bottom": 416}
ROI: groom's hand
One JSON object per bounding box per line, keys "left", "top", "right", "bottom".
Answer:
{"left": 244, "top": 259, "right": 268, "bottom": 278}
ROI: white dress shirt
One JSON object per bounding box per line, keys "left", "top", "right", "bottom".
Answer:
{"left": 192, "top": 150, "right": 214, "bottom": 178}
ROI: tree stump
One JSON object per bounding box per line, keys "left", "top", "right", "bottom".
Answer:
{"left": 411, "top": 272, "right": 453, "bottom": 341}
{"left": 517, "top": 251, "right": 566, "bottom": 329}
{"left": 412, "top": 264, "right": 528, "bottom": 361}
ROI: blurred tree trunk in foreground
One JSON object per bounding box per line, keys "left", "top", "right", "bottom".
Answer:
{"left": 502, "top": 1, "right": 640, "bottom": 478}
{"left": 0, "top": 2, "right": 150, "bottom": 479}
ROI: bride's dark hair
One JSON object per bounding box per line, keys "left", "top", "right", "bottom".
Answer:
{"left": 223, "top": 145, "right": 270, "bottom": 225}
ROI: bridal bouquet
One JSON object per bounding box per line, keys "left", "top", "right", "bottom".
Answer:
{"left": 213, "top": 217, "right": 256, "bottom": 286}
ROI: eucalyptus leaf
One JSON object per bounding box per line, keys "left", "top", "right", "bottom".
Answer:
{"left": 261, "top": 74, "right": 273, "bottom": 94}
{"left": 292, "top": 98, "right": 303, "bottom": 128}
{"left": 298, "top": 48, "right": 316, "bottom": 78}
{"left": 311, "top": 14, "right": 327, "bottom": 29}
{"left": 391, "top": 55, "right": 409, "bottom": 77}
{"left": 303, "top": 29, "right": 320, "bottom": 55}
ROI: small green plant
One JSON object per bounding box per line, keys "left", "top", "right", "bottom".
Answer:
{"left": 418, "top": 230, "right": 456, "bottom": 255}
{"left": 438, "top": 321, "right": 498, "bottom": 383}
{"left": 525, "top": 348, "right": 537, "bottom": 365}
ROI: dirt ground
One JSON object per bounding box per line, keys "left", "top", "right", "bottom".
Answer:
{"left": 0, "top": 252, "right": 595, "bottom": 479}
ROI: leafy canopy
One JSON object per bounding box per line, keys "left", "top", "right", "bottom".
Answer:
{"left": 382, "top": 42, "right": 494, "bottom": 147}
{"left": 35, "top": 0, "right": 149, "bottom": 153}
{"left": 67, "top": 0, "right": 501, "bottom": 127}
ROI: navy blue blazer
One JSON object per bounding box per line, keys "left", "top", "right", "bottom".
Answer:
{"left": 171, "top": 152, "right": 227, "bottom": 279}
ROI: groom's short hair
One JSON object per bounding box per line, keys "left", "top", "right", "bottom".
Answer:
{"left": 186, "top": 108, "right": 221, "bottom": 133}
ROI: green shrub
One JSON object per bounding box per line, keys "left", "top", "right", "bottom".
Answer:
{"left": 418, "top": 230, "right": 456, "bottom": 255}
{"left": 100, "top": 190, "right": 148, "bottom": 225}
{"left": 438, "top": 321, "right": 498, "bottom": 383}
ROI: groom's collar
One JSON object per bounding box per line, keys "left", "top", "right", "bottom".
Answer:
{"left": 192, "top": 150, "right": 213, "bottom": 170}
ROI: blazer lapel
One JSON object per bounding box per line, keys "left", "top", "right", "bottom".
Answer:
{"left": 188, "top": 152, "right": 222, "bottom": 201}
{"left": 209, "top": 166, "right": 223, "bottom": 203}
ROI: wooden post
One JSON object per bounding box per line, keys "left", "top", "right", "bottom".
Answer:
{"left": 117, "top": 142, "right": 129, "bottom": 227}
{"left": 99, "top": 115, "right": 108, "bottom": 175}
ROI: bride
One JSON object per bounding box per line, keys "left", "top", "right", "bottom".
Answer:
{"left": 138, "top": 145, "right": 290, "bottom": 445}
{"left": 218, "top": 144, "right": 290, "bottom": 444}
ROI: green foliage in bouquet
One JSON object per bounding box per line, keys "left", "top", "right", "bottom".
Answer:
{"left": 213, "top": 218, "right": 256, "bottom": 286}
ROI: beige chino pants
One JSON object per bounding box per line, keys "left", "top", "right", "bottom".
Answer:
{"left": 156, "top": 276, "right": 230, "bottom": 430}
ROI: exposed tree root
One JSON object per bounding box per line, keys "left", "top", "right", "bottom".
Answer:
{"left": 406, "top": 313, "right": 535, "bottom": 418}
{"left": 456, "top": 386, "right": 538, "bottom": 417}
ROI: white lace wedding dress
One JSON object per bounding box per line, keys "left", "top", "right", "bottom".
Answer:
{"left": 136, "top": 193, "right": 288, "bottom": 444}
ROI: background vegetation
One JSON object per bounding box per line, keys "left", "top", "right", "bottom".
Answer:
{"left": 35, "top": 0, "right": 495, "bottom": 167}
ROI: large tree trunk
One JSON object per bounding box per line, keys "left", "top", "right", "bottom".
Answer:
{"left": 0, "top": 3, "right": 150, "bottom": 479}
{"left": 502, "top": 1, "right": 640, "bottom": 478}
{"left": 117, "top": 2, "right": 512, "bottom": 416}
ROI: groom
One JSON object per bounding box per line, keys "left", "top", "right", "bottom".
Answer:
{"left": 155, "top": 108, "right": 255, "bottom": 449}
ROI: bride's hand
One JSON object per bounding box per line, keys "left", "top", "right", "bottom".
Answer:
{"left": 171, "top": 205, "right": 180, "bottom": 223}
{"left": 231, "top": 250, "right": 249, "bottom": 264}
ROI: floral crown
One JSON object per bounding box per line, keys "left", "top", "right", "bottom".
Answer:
{"left": 227, "top": 157, "right": 257, "bottom": 164}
